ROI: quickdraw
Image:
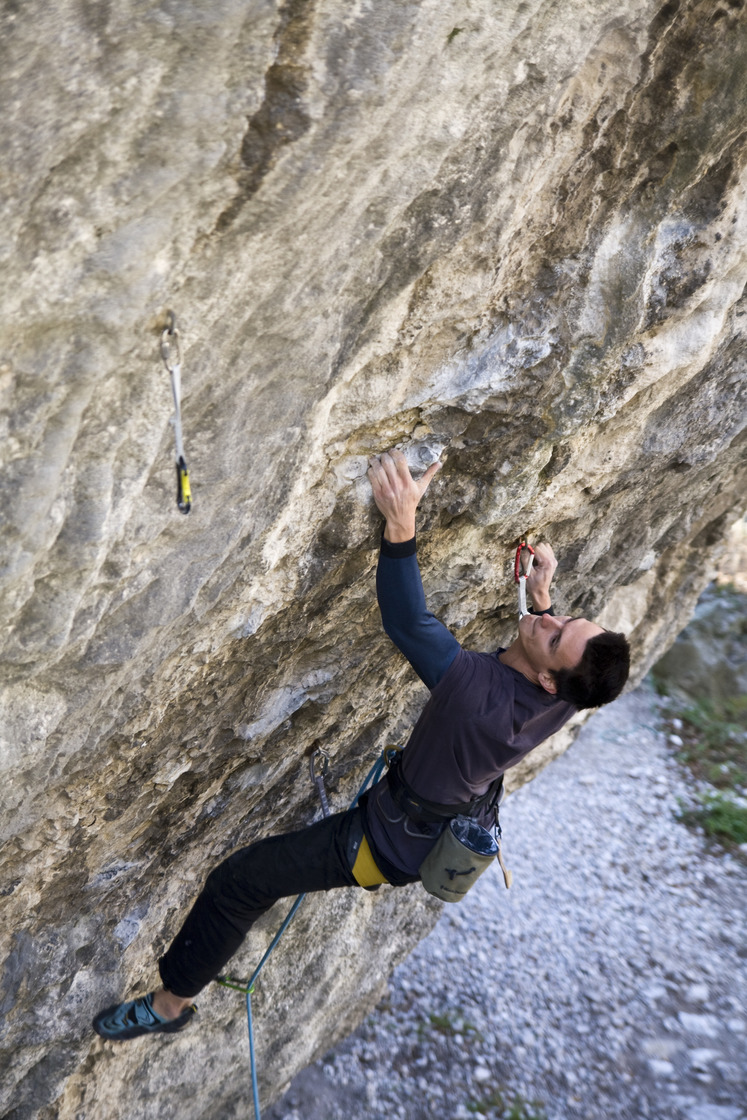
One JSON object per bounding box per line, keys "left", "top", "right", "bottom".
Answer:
{"left": 160, "top": 312, "right": 192, "bottom": 515}
{"left": 308, "top": 747, "right": 331, "bottom": 820}
{"left": 514, "top": 540, "right": 535, "bottom": 619}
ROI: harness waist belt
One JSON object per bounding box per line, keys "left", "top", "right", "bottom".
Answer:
{"left": 386, "top": 753, "right": 503, "bottom": 826}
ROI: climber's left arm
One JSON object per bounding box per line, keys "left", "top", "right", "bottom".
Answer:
{"left": 368, "top": 450, "right": 458, "bottom": 689}
{"left": 375, "top": 537, "right": 460, "bottom": 689}
{"left": 367, "top": 448, "right": 441, "bottom": 546}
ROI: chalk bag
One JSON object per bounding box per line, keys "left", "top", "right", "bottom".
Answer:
{"left": 419, "top": 815, "right": 498, "bottom": 903}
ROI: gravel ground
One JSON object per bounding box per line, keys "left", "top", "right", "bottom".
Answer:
{"left": 268, "top": 683, "right": 747, "bottom": 1120}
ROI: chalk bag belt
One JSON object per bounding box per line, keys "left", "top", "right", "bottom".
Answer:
{"left": 386, "top": 754, "right": 512, "bottom": 889}
{"left": 160, "top": 312, "right": 191, "bottom": 515}
{"left": 514, "top": 539, "right": 535, "bottom": 619}
{"left": 385, "top": 750, "right": 504, "bottom": 826}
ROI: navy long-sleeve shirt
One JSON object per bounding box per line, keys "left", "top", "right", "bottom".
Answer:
{"left": 363, "top": 536, "right": 576, "bottom": 883}
{"left": 375, "top": 535, "right": 459, "bottom": 689}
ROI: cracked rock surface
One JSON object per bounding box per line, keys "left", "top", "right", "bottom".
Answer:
{"left": 2, "top": 1, "right": 747, "bottom": 1116}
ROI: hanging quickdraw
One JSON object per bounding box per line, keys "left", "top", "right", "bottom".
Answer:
{"left": 308, "top": 748, "right": 331, "bottom": 820}
{"left": 160, "top": 312, "right": 191, "bottom": 515}
{"left": 514, "top": 540, "right": 535, "bottom": 619}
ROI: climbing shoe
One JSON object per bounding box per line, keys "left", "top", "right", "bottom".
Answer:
{"left": 93, "top": 992, "right": 196, "bottom": 1041}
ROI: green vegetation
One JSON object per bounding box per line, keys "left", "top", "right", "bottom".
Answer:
{"left": 650, "top": 670, "right": 671, "bottom": 698}
{"left": 467, "top": 1088, "right": 547, "bottom": 1119}
{"left": 417, "top": 1011, "right": 547, "bottom": 1118}
{"left": 505, "top": 1098, "right": 548, "bottom": 1120}
{"left": 663, "top": 692, "right": 747, "bottom": 853}
{"left": 467, "top": 1089, "right": 505, "bottom": 1116}
{"left": 667, "top": 695, "right": 747, "bottom": 791}
{"left": 680, "top": 792, "right": 747, "bottom": 846}
{"left": 418, "top": 1008, "right": 482, "bottom": 1041}
{"left": 428, "top": 1010, "right": 460, "bottom": 1034}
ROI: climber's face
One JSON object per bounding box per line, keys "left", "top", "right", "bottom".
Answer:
{"left": 518, "top": 611, "right": 604, "bottom": 694}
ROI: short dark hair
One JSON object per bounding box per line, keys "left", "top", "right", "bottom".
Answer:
{"left": 552, "top": 630, "right": 630, "bottom": 709}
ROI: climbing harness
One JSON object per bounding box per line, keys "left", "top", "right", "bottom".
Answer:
{"left": 514, "top": 540, "right": 535, "bottom": 619}
{"left": 386, "top": 749, "right": 512, "bottom": 893}
{"left": 160, "top": 312, "right": 191, "bottom": 514}
{"left": 215, "top": 747, "right": 387, "bottom": 1120}
{"left": 386, "top": 747, "right": 504, "bottom": 824}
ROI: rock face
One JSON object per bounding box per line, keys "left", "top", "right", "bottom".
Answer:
{"left": 653, "top": 581, "right": 747, "bottom": 702}
{"left": 1, "top": 1, "right": 746, "bottom": 1117}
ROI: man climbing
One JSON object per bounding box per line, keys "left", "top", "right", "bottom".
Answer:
{"left": 93, "top": 449, "right": 630, "bottom": 1040}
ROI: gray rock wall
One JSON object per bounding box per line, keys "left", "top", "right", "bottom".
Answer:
{"left": 653, "top": 581, "right": 747, "bottom": 702}
{"left": 1, "top": 1, "right": 746, "bottom": 1116}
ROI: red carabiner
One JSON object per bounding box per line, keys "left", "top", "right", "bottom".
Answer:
{"left": 514, "top": 540, "right": 535, "bottom": 582}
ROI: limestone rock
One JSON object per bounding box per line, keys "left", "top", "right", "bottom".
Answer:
{"left": 715, "top": 515, "right": 747, "bottom": 593}
{"left": 1, "top": 1, "right": 747, "bottom": 1117}
{"left": 652, "top": 581, "right": 747, "bottom": 702}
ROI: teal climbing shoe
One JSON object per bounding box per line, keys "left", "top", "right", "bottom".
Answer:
{"left": 93, "top": 992, "right": 196, "bottom": 1041}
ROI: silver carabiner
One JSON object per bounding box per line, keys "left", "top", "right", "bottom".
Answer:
{"left": 309, "top": 748, "right": 329, "bottom": 783}
{"left": 515, "top": 540, "right": 535, "bottom": 619}
{"left": 160, "top": 312, "right": 182, "bottom": 374}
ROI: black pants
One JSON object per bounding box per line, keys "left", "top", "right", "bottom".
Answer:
{"left": 158, "top": 809, "right": 363, "bottom": 998}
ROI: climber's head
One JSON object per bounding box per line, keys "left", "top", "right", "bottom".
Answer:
{"left": 516, "top": 611, "right": 630, "bottom": 708}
